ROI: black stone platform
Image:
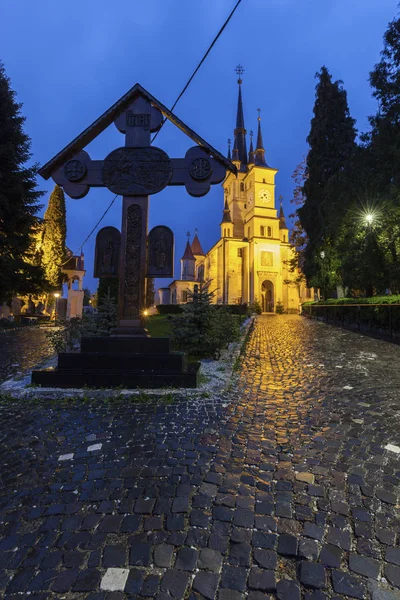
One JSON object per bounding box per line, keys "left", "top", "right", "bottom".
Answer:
{"left": 31, "top": 336, "right": 199, "bottom": 389}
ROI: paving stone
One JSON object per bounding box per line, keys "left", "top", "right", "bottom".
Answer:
{"left": 198, "top": 547, "right": 223, "bottom": 573}
{"left": 303, "top": 522, "right": 324, "bottom": 541}
{"left": 277, "top": 578, "right": 301, "bottom": 600}
{"left": 349, "top": 553, "right": 380, "bottom": 579}
{"left": 253, "top": 548, "right": 277, "bottom": 569}
{"left": 52, "top": 568, "right": 79, "bottom": 593}
{"left": 252, "top": 531, "right": 277, "bottom": 549}
{"left": 100, "top": 568, "right": 129, "bottom": 592}
{"left": 175, "top": 546, "right": 199, "bottom": 571}
{"left": 154, "top": 544, "right": 174, "bottom": 568}
{"left": 320, "top": 544, "right": 342, "bottom": 568}
{"left": 299, "top": 537, "right": 320, "bottom": 561}
{"left": 72, "top": 569, "right": 101, "bottom": 592}
{"left": 161, "top": 570, "right": 190, "bottom": 598}
{"left": 326, "top": 527, "right": 351, "bottom": 550}
{"left": 300, "top": 561, "right": 326, "bottom": 589}
{"left": 277, "top": 534, "right": 298, "bottom": 557}
{"left": 220, "top": 565, "right": 248, "bottom": 591}
{"left": 193, "top": 572, "right": 219, "bottom": 599}
{"left": 385, "top": 564, "right": 400, "bottom": 589}
{"left": 332, "top": 570, "right": 366, "bottom": 599}
{"left": 103, "top": 545, "right": 126, "bottom": 567}
{"left": 142, "top": 574, "right": 161, "bottom": 597}
{"left": 129, "top": 540, "right": 151, "bottom": 566}
{"left": 218, "top": 591, "right": 244, "bottom": 600}
{"left": 387, "top": 547, "right": 400, "bottom": 566}
{"left": 229, "top": 542, "right": 251, "bottom": 566}
{"left": 248, "top": 567, "right": 276, "bottom": 592}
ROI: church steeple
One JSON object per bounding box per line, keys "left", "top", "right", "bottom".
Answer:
{"left": 233, "top": 65, "right": 247, "bottom": 168}
{"left": 181, "top": 232, "right": 196, "bottom": 281}
{"left": 248, "top": 130, "right": 254, "bottom": 165}
{"left": 254, "top": 109, "right": 267, "bottom": 167}
{"left": 227, "top": 138, "right": 232, "bottom": 161}
{"left": 220, "top": 197, "right": 234, "bottom": 238}
{"left": 279, "top": 198, "right": 287, "bottom": 229}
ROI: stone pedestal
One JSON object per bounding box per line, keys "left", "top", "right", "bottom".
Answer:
{"left": 31, "top": 336, "right": 199, "bottom": 389}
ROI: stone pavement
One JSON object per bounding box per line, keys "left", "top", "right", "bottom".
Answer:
{"left": 0, "top": 327, "right": 54, "bottom": 383}
{"left": 0, "top": 314, "right": 400, "bottom": 599}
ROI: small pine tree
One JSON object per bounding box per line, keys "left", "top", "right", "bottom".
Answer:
{"left": 41, "top": 184, "right": 67, "bottom": 288}
{"left": 146, "top": 278, "right": 155, "bottom": 307}
{"left": 0, "top": 60, "right": 45, "bottom": 302}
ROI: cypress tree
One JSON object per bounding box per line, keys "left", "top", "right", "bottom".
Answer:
{"left": 0, "top": 60, "right": 45, "bottom": 302}
{"left": 41, "top": 184, "right": 67, "bottom": 288}
{"left": 298, "top": 66, "right": 357, "bottom": 291}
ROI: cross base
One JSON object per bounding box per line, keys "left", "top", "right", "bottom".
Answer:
{"left": 112, "top": 322, "right": 149, "bottom": 337}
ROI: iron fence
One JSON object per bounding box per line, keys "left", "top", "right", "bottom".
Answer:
{"left": 302, "top": 303, "right": 400, "bottom": 341}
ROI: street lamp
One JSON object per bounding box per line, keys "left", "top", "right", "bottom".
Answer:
{"left": 365, "top": 213, "right": 374, "bottom": 225}
{"left": 54, "top": 292, "right": 60, "bottom": 325}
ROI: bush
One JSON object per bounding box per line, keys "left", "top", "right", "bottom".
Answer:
{"left": 275, "top": 300, "right": 285, "bottom": 314}
{"left": 249, "top": 299, "right": 262, "bottom": 315}
{"left": 170, "top": 282, "right": 241, "bottom": 358}
{"left": 156, "top": 304, "right": 183, "bottom": 314}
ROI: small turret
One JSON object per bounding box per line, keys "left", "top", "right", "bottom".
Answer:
{"left": 279, "top": 198, "right": 289, "bottom": 243}
{"left": 181, "top": 232, "right": 196, "bottom": 280}
{"left": 248, "top": 130, "right": 255, "bottom": 165}
{"left": 220, "top": 198, "right": 234, "bottom": 238}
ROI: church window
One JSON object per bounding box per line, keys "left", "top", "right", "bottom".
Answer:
{"left": 182, "top": 291, "right": 188, "bottom": 302}
{"left": 306, "top": 288, "right": 312, "bottom": 298}
{"left": 244, "top": 204, "right": 247, "bottom": 209}
{"left": 240, "top": 182, "right": 245, "bottom": 192}
{"left": 263, "top": 178, "right": 266, "bottom": 183}
{"left": 248, "top": 227, "right": 250, "bottom": 239}
{"left": 260, "top": 226, "right": 265, "bottom": 236}
{"left": 267, "top": 226, "right": 272, "bottom": 237}
{"left": 223, "top": 228, "right": 226, "bottom": 237}
{"left": 237, "top": 248, "right": 243, "bottom": 257}
{"left": 283, "top": 234, "right": 286, "bottom": 242}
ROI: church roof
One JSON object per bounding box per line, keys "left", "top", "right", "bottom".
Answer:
{"left": 181, "top": 240, "right": 195, "bottom": 261}
{"left": 220, "top": 198, "right": 233, "bottom": 224}
{"left": 191, "top": 234, "right": 205, "bottom": 256}
{"left": 39, "top": 83, "right": 236, "bottom": 180}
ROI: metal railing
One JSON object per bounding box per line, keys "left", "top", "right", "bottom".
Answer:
{"left": 302, "top": 302, "right": 400, "bottom": 341}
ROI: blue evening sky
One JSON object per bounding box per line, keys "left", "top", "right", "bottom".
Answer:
{"left": 1, "top": 0, "right": 397, "bottom": 293}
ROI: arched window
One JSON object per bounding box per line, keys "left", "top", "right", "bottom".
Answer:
{"left": 283, "top": 234, "right": 286, "bottom": 242}
{"left": 260, "top": 226, "right": 265, "bottom": 236}
{"left": 223, "top": 228, "right": 226, "bottom": 237}
{"left": 267, "top": 226, "right": 272, "bottom": 237}
{"left": 240, "top": 182, "right": 245, "bottom": 192}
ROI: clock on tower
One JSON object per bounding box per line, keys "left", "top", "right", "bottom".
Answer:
{"left": 258, "top": 188, "right": 272, "bottom": 204}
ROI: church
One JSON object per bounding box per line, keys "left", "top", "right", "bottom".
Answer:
{"left": 159, "top": 73, "right": 312, "bottom": 312}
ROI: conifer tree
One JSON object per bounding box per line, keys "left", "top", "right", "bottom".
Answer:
{"left": 298, "top": 66, "right": 357, "bottom": 291}
{"left": 145, "top": 278, "right": 155, "bottom": 308}
{"left": 41, "top": 184, "right": 67, "bottom": 287}
{"left": 0, "top": 60, "right": 45, "bottom": 302}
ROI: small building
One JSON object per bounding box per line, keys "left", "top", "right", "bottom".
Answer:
{"left": 62, "top": 251, "right": 86, "bottom": 318}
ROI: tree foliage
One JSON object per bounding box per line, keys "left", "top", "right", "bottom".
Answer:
{"left": 146, "top": 278, "right": 155, "bottom": 307}
{"left": 41, "top": 184, "right": 66, "bottom": 288}
{"left": 0, "top": 61, "right": 45, "bottom": 302}
{"left": 298, "top": 66, "right": 357, "bottom": 293}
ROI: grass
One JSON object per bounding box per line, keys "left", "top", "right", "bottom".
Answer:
{"left": 145, "top": 314, "right": 172, "bottom": 338}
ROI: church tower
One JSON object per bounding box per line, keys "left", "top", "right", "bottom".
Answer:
{"left": 181, "top": 235, "right": 195, "bottom": 281}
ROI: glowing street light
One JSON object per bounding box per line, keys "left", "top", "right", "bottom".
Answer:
{"left": 365, "top": 213, "right": 374, "bottom": 225}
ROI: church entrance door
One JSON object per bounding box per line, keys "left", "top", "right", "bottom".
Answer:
{"left": 261, "top": 280, "right": 274, "bottom": 313}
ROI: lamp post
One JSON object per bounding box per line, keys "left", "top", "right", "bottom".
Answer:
{"left": 54, "top": 292, "right": 60, "bottom": 325}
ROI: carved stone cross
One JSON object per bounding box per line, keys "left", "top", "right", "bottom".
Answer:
{"left": 39, "top": 83, "right": 236, "bottom": 335}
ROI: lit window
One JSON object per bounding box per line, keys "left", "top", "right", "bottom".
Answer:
{"left": 182, "top": 291, "right": 188, "bottom": 302}
{"left": 240, "top": 182, "right": 245, "bottom": 192}
{"left": 267, "top": 226, "right": 272, "bottom": 237}
{"left": 260, "top": 226, "right": 265, "bottom": 236}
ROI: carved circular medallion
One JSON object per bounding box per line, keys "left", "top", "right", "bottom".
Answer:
{"left": 190, "top": 157, "right": 212, "bottom": 181}
{"left": 64, "top": 159, "right": 87, "bottom": 182}
{"left": 103, "top": 147, "right": 172, "bottom": 196}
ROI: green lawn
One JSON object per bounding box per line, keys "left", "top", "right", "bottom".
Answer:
{"left": 145, "top": 314, "right": 172, "bottom": 338}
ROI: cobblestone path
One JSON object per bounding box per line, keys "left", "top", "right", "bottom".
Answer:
{"left": 0, "top": 327, "right": 54, "bottom": 383}
{"left": 0, "top": 315, "right": 400, "bottom": 599}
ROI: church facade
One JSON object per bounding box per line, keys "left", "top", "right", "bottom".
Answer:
{"left": 161, "top": 76, "right": 312, "bottom": 312}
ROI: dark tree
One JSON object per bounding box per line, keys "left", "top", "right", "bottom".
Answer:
{"left": 41, "top": 184, "right": 67, "bottom": 287}
{"left": 97, "top": 277, "right": 118, "bottom": 304}
{"left": 298, "top": 66, "right": 357, "bottom": 292}
{"left": 0, "top": 61, "right": 45, "bottom": 302}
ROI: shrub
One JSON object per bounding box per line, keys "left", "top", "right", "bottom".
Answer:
{"left": 275, "top": 300, "right": 285, "bottom": 314}
{"left": 249, "top": 299, "right": 262, "bottom": 315}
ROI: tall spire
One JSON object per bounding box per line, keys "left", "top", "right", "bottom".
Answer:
{"left": 279, "top": 196, "right": 287, "bottom": 229}
{"left": 233, "top": 65, "right": 247, "bottom": 167}
{"left": 227, "top": 138, "right": 231, "bottom": 161}
{"left": 191, "top": 229, "right": 205, "bottom": 256}
{"left": 248, "top": 130, "right": 254, "bottom": 164}
{"left": 254, "top": 108, "right": 267, "bottom": 167}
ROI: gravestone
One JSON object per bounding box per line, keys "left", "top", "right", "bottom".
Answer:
{"left": 32, "top": 83, "right": 235, "bottom": 388}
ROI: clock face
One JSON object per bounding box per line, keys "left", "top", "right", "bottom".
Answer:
{"left": 258, "top": 188, "right": 272, "bottom": 203}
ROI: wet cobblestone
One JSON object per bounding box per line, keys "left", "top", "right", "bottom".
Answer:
{"left": 0, "top": 327, "right": 53, "bottom": 383}
{"left": 0, "top": 315, "right": 400, "bottom": 598}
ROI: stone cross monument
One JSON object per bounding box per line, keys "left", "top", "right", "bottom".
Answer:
{"left": 39, "top": 84, "right": 235, "bottom": 335}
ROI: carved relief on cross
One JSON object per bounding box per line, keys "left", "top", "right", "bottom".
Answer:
{"left": 48, "top": 91, "right": 229, "bottom": 334}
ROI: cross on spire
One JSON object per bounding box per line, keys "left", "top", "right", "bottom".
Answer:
{"left": 257, "top": 108, "right": 261, "bottom": 121}
{"left": 186, "top": 231, "right": 191, "bottom": 241}
{"left": 235, "top": 64, "right": 244, "bottom": 84}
